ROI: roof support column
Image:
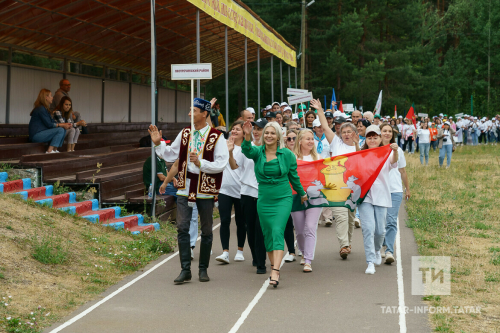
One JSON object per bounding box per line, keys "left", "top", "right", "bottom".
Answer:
{"left": 225, "top": 27, "right": 229, "bottom": 128}
{"left": 257, "top": 47, "right": 260, "bottom": 117}
{"left": 271, "top": 56, "right": 274, "bottom": 102}
{"left": 288, "top": 65, "right": 290, "bottom": 89}
{"left": 245, "top": 37, "right": 248, "bottom": 108}
{"left": 5, "top": 47, "right": 11, "bottom": 124}
{"left": 150, "top": 0, "right": 157, "bottom": 217}
{"left": 196, "top": 9, "right": 200, "bottom": 98}
{"left": 280, "top": 60, "right": 283, "bottom": 102}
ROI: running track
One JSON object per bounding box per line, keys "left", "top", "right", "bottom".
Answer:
{"left": 44, "top": 208, "right": 429, "bottom": 333}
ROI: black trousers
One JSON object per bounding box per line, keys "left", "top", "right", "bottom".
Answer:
{"left": 240, "top": 195, "right": 267, "bottom": 269}
{"left": 403, "top": 137, "right": 413, "bottom": 152}
{"left": 479, "top": 132, "right": 487, "bottom": 144}
{"left": 177, "top": 196, "right": 214, "bottom": 247}
{"left": 285, "top": 215, "right": 295, "bottom": 254}
{"left": 218, "top": 193, "right": 246, "bottom": 250}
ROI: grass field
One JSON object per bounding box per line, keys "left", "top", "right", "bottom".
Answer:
{"left": 0, "top": 195, "right": 177, "bottom": 333}
{"left": 405, "top": 144, "right": 500, "bottom": 332}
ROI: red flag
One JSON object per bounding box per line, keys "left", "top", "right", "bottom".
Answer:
{"left": 405, "top": 104, "right": 417, "bottom": 129}
{"left": 339, "top": 101, "right": 344, "bottom": 113}
{"left": 291, "top": 145, "right": 392, "bottom": 211}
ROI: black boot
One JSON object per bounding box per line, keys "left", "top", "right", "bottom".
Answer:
{"left": 198, "top": 241, "right": 212, "bottom": 282}
{"left": 174, "top": 241, "right": 192, "bottom": 284}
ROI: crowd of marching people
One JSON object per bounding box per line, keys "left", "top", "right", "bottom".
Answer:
{"left": 147, "top": 97, "right": 498, "bottom": 287}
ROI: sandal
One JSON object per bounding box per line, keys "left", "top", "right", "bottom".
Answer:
{"left": 269, "top": 268, "right": 280, "bottom": 288}
{"left": 269, "top": 265, "right": 273, "bottom": 280}
{"left": 340, "top": 246, "right": 350, "bottom": 260}
{"left": 303, "top": 263, "right": 312, "bottom": 273}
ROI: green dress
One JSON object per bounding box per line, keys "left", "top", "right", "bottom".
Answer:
{"left": 241, "top": 139, "right": 306, "bottom": 252}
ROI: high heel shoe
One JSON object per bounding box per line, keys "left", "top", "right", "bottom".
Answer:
{"left": 270, "top": 268, "right": 280, "bottom": 288}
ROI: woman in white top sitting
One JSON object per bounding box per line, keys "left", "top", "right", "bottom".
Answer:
{"left": 380, "top": 124, "right": 411, "bottom": 265}
{"left": 414, "top": 121, "right": 431, "bottom": 165}
{"left": 215, "top": 121, "right": 246, "bottom": 264}
{"left": 311, "top": 99, "right": 360, "bottom": 259}
{"left": 290, "top": 129, "right": 322, "bottom": 273}
{"left": 359, "top": 125, "right": 399, "bottom": 274}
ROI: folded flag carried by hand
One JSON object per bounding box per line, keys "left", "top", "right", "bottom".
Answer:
{"left": 291, "top": 145, "right": 391, "bottom": 212}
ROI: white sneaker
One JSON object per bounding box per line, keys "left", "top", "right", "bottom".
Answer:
{"left": 191, "top": 248, "right": 194, "bottom": 260}
{"left": 324, "top": 219, "right": 333, "bottom": 227}
{"left": 297, "top": 249, "right": 303, "bottom": 256}
{"left": 365, "top": 262, "right": 376, "bottom": 274}
{"left": 381, "top": 246, "right": 387, "bottom": 258}
{"left": 215, "top": 252, "right": 230, "bottom": 264}
{"left": 354, "top": 218, "right": 361, "bottom": 228}
{"left": 284, "top": 253, "right": 296, "bottom": 262}
{"left": 374, "top": 251, "right": 382, "bottom": 266}
{"left": 385, "top": 252, "right": 395, "bottom": 264}
{"left": 234, "top": 250, "right": 245, "bottom": 262}
{"left": 54, "top": 150, "right": 60, "bottom": 153}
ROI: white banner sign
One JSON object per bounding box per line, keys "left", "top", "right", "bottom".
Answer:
{"left": 344, "top": 104, "right": 354, "bottom": 111}
{"left": 171, "top": 63, "right": 212, "bottom": 80}
{"left": 455, "top": 113, "right": 464, "bottom": 118}
{"left": 417, "top": 113, "right": 428, "bottom": 117}
{"left": 288, "top": 92, "right": 313, "bottom": 105}
{"left": 287, "top": 88, "right": 308, "bottom": 96}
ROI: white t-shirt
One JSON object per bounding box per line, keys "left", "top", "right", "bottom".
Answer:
{"left": 364, "top": 151, "right": 398, "bottom": 207}
{"left": 314, "top": 136, "right": 331, "bottom": 159}
{"left": 442, "top": 130, "right": 452, "bottom": 145}
{"left": 219, "top": 145, "right": 242, "bottom": 199}
{"left": 402, "top": 124, "right": 414, "bottom": 139}
{"left": 296, "top": 154, "right": 316, "bottom": 162}
{"left": 330, "top": 135, "right": 356, "bottom": 157}
{"left": 417, "top": 129, "right": 430, "bottom": 143}
{"left": 389, "top": 148, "right": 406, "bottom": 193}
{"left": 237, "top": 142, "right": 259, "bottom": 198}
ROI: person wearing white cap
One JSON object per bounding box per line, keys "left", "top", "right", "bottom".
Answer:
{"left": 312, "top": 118, "right": 331, "bottom": 160}
{"left": 280, "top": 102, "right": 288, "bottom": 113}
{"left": 437, "top": 121, "right": 456, "bottom": 168}
{"left": 272, "top": 102, "right": 280, "bottom": 113}
{"left": 358, "top": 125, "right": 399, "bottom": 274}
{"left": 283, "top": 106, "right": 292, "bottom": 119}
{"left": 478, "top": 118, "right": 487, "bottom": 144}
{"left": 455, "top": 116, "right": 463, "bottom": 145}
{"left": 246, "top": 107, "right": 256, "bottom": 121}
{"left": 471, "top": 117, "right": 479, "bottom": 145}
{"left": 311, "top": 99, "right": 360, "bottom": 259}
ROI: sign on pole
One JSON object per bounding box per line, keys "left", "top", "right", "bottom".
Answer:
{"left": 288, "top": 91, "right": 313, "bottom": 105}
{"left": 171, "top": 63, "right": 213, "bottom": 80}
{"left": 171, "top": 63, "right": 213, "bottom": 151}
{"left": 287, "top": 88, "right": 308, "bottom": 96}
{"left": 455, "top": 113, "right": 464, "bottom": 118}
{"left": 417, "top": 113, "right": 428, "bottom": 118}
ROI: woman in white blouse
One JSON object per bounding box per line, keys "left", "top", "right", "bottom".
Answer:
{"left": 215, "top": 121, "right": 246, "bottom": 264}
{"left": 414, "top": 121, "right": 431, "bottom": 165}
{"left": 402, "top": 118, "right": 415, "bottom": 154}
{"left": 291, "top": 129, "right": 322, "bottom": 272}
{"left": 359, "top": 125, "right": 399, "bottom": 274}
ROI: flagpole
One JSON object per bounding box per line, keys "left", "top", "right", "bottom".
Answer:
{"left": 150, "top": 0, "right": 157, "bottom": 217}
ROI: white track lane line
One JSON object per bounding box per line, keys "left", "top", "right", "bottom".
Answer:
{"left": 396, "top": 217, "right": 407, "bottom": 333}
{"left": 228, "top": 242, "right": 294, "bottom": 333}
{"left": 49, "top": 215, "right": 231, "bottom": 333}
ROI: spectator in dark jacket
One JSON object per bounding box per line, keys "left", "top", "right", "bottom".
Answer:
{"left": 29, "top": 89, "right": 71, "bottom": 153}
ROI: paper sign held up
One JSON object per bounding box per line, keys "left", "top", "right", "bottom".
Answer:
{"left": 171, "top": 63, "right": 212, "bottom": 80}
{"left": 455, "top": 113, "right": 464, "bottom": 118}
{"left": 417, "top": 113, "right": 428, "bottom": 117}
{"left": 288, "top": 92, "right": 313, "bottom": 105}
{"left": 287, "top": 88, "right": 308, "bottom": 96}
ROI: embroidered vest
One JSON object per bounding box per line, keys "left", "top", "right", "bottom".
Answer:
{"left": 176, "top": 127, "right": 223, "bottom": 203}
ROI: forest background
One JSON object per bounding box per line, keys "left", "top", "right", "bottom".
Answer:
{"left": 205, "top": 0, "right": 500, "bottom": 121}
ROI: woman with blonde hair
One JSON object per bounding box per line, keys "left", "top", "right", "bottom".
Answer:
{"left": 290, "top": 129, "right": 322, "bottom": 272}
{"left": 241, "top": 121, "right": 307, "bottom": 287}
{"left": 29, "top": 89, "right": 70, "bottom": 153}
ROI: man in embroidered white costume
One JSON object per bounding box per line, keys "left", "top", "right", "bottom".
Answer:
{"left": 148, "top": 98, "right": 229, "bottom": 284}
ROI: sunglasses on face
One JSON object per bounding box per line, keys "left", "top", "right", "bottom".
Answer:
{"left": 287, "top": 137, "right": 296, "bottom": 142}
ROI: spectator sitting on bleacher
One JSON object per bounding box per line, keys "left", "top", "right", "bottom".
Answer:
{"left": 50, "top": 79, "right": 71, "bottom": 111}
{"left": 29, "top": 88, "right": 71, "bottom": 154}
{"left": 53, "top": 96, "right": 87, "bottom": 152}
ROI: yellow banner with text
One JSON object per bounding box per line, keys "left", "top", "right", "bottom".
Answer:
{"left": 188, "top": 0, "right": 297, "bottom": 67}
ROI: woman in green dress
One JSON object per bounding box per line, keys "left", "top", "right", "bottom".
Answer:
{"left": 241, "top": 121, "right": 308, "bottom": 288}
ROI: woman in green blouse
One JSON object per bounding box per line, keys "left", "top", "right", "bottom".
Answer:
{"left": 241, "top": 121, "right": 307, "bottom": 288}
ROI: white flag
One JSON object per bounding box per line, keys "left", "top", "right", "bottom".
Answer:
{"left": 374, "top": 90, "right": 383, "bottom": 115}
